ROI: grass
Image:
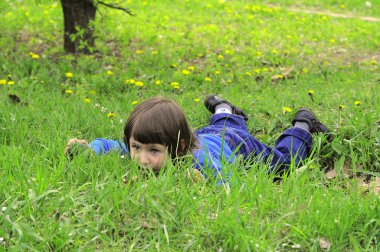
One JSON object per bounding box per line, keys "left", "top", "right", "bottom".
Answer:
{"left": 0, "top": 0, "right": 379, "bottom": 250}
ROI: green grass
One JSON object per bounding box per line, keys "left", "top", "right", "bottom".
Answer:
{"left": 1, "top": 0, "right": 380, "bottom": 250}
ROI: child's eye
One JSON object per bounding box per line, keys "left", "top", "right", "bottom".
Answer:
{"left": 150, "top": 148, "right": 159, "bottom": 154}
{"left": 131, "top": 144, "right": 140, "bottom": 150}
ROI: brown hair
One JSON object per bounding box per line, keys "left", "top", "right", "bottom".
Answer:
{"left": 124, "top": 97, "right": 196, "bottom": 159}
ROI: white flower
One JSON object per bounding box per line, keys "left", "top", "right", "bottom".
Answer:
{"left": 10, "top": 113, "right": 16, "bottom": 122}
{"left": 365, "top": 1, "right": 372, "bottom": 8}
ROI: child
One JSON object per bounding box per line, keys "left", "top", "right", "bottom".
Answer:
{"left": 65, "top": 95, "right": 332, "bottom": 178}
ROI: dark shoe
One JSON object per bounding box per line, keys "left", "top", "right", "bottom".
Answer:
{"left": 292, "top": 108, "right": 334, "bottom": 141}
{"left": 204, "top": 94, "right": 249, "bottom": 121}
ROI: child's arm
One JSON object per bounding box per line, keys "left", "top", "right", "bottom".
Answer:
{"left": 64, "top": 138, "right": 128, "bottom": 157}
{"left": 89, "top": 138, "right": 128, "bottom": 155}
{"left": 192, "top": 134, "right": 236, "bottom": 182}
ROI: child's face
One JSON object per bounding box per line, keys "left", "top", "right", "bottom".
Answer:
{"left": 129, "top": 137, "right": 169, "bottom": 171}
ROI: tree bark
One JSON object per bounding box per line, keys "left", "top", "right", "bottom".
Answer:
{"left": 60, "top": 0, "right": 97, "bottom": 54}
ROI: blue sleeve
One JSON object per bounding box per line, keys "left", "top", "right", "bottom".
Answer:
{"left": 89, "top": 138, "right": 129, "bottom": 156}
{"left": 192, "top": 134, "right": 236, "bottom": 182}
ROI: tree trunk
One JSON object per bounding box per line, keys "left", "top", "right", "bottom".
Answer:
{"left": 60, "top": 0, "right": 97, "bottom": 54}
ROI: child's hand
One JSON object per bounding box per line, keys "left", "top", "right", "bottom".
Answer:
{"left": 186, "top": 168, "right": 205, "bottom": 184}
{"left": 64, "top": 138, "right": 91, "bottom": 158}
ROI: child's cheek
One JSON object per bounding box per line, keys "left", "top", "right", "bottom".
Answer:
{"left": 162, "top": 152, "right": 170, "bottom": 167}
{"left": 154, "top": 154, "right": 167, "bottom": 171}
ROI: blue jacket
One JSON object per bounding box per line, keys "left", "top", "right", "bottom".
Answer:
{"left": 88, "top": 134, "right": 236, "bottom": 178}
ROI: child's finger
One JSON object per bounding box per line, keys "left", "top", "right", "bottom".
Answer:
{"left": 76, "top": 139, "right": 89, "bottom": 146}
{"left": 186, "top": 168, "right": 205, "bottom": 184}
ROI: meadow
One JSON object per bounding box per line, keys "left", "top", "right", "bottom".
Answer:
{"left": 0, "top": 0, "right": 379, "bottom": 250}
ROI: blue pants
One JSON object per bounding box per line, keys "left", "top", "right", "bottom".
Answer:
{"left": 196, "top": 113, "right": 312, "bottom": 173}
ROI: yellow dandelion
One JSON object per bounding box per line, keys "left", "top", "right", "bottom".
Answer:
{"left": 65, "top": 72, "right": 73, "bottom": 78}
{"left": 155, "top": 80, "right": 162, "bottom": 85}
{"left": 339, "top": 105, "right": 345, "bottom": 110}
{"left": 188, "top": 66, "right": 195, "bottom": 71}
{"left": 65, "top": 89, "right": 73, "bottom": 94}
{"left": 371, "top": 59, "right": 377, "bottom": 65}
{"left": 272, "top": 74, "right": 283, "bottom": 79}
{"left": 135, "top": 81, "right": 144, "bottom": 87}
{"left": 0, "top": 79, "right": 6, "bottom": 85}
{"left": 272, "top": 49, "right": 278, "bottom": 54}
{"left": 135, "top": 50, "right": 143, "bottom": 54}
{"left": 253, "top": 68, "right": 261, "bottom": 74}
{"left": 106, "top": 70, "right": 114, "bottom": 75}
{"left": 205, "top": 77, "right": 212, "bottom": 82}
{"left": 84, "top": 98, "right": 91, "bottom": 104}
{"left": 354, "top": 100, "right": 361, "bottom": 106}
{"left": 214, "top": 70, "right": 221, "bottom": 75}
{"left": 340, "top": 4, "right": 345, "bottom": 9}
{"left": 182, "top": 69, "right": 190, "bottom": 75}
{"left": 173, "top": 85, "right": 180, "bottom": 89}
{"left": 225, "top": 49, "right": 233, "bottom": 55}
{"left": 245, "top": 72, "right": 252, "bottom": 76}
{"left": 30, "top": 53, "right": 40, "bottom": 59}
{"left": 170, "top": 82, "right": 180, "bottom": 88}
{"left": 194, "top": 98, "right": 200, "bottom": 102}
{"left": 256, "top": 51, "right": 262, "bottom": 57}
{"left": 151, "top": 50, "right": 158, "bottom": 55}
{"left": 226, "top": 79, "right": 232, "bottom": 84}
{"left": 302, "top": 67, "right": 308, "bottom": 73}
{"left": 329, "top": 38, "right": 335, "bottom": 44}
{"left": 282, "top": 107, "right": 292, "bottom": 113}
{"left": 132, "top": 100, "right": 138, "bottom": 105}
{"left": 7, "top": 81, "right": 15, "bottom": 85}
{"left": 107, "top": 112, "right": 116, "bottom": 118}
{"left": 170, "top": 64, "right": 177, "bottom": 68}
{"left": 129, "top": 79, "right": 136, "bottom": 84}
{"left": 308, "top": 90, "right": 314, "bottom": 96}
{"left": 262, "top": 67, "right": 269, "bottom": 72}
{"left": 217, "top": 54, "right": 224, "bottom": 60}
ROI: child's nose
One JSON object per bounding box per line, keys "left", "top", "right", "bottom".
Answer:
{"left": 139, "top": 152, "right": 150, "bottom": 166}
